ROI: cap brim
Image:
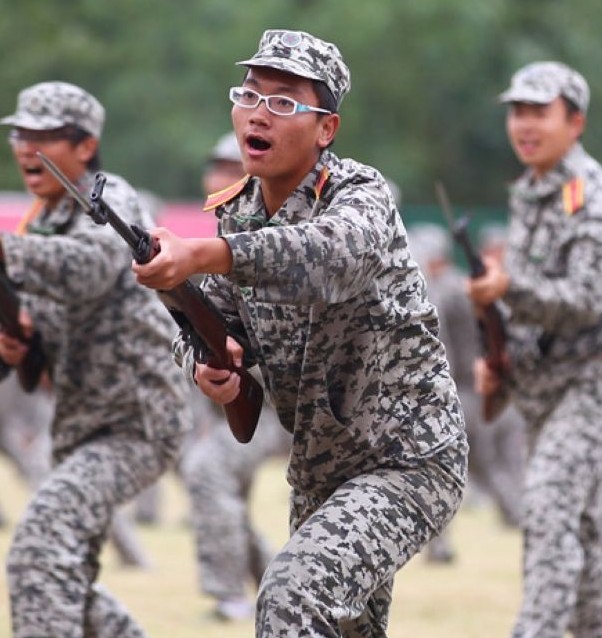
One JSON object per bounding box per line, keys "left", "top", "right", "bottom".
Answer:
{"left": 498, "top": 87, "right": 559, "bottom": 105}
{"left": 236, "top": 57, "right": 323, "bottom": 84}
{"left": 0, "top": 113, "right": 66, "bottom": 130}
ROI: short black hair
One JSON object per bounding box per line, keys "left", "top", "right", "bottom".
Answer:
{"left": 64, "top": 124, "right": 101, "bottom": 171}
{"left": 561, "top": 95, "right": 581, "bottom": 117}
{"left": 312, "top": 80, "right": 338, "bottom": 114}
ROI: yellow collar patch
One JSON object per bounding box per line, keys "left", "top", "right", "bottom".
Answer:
{"left": 562, "top": 177, "right": 585, "bottom": 216}
{"left": 202, "top": 175, "right": 250, "bottom": 212}
{"left": 16, "top": 198, "right": 44, "bottom": 235}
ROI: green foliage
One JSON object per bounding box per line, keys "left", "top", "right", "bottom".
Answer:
{"left": 1, "top": 0, "right": 602, "bottom": 207}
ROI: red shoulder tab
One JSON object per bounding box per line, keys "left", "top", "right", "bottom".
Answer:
{"left": 562, "top": 177, "right": 585, "bottom": 216}
{"left": 202, "top": 175, "right": 250, "bottom": 212}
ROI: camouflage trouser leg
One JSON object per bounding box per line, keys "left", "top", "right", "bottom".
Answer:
{"left": 181, "top": 426, "right": 274, "bottom": 599}
{"left": 511, "top": 391, "right": 602, "bottom": 638}
{"left": 6, "top": 429, "right": 180, "bottom": 638}
{"left": 109, "top": 508, "right": 151, "bottom": 568}
{"left": 133, "top": 482, "right": 162, "bottom": 525}
{"left": 257, "top": 441, "right": 467, "bottom": 638}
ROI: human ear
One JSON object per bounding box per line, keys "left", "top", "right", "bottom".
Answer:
{"left": 75, "top": 136, "right": 99, "bottom": 164}
{"left": 571, "top": 111, "right": 586, "bottom": 140}
{"left": 317, "top": 113, "right": 340, "bottom": 149}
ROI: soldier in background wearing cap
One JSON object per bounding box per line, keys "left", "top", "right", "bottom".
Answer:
{"left": 177, "top": 130, "right": 291, "bottom": 621}
{"left": 134, "top": 29, "right": 468, "bottom": 636}
{"left": 0, "top": 81, "right": 192, "bottom": 637}
{"left": 467, "top": 62, "right": 602, "bottom": 637}
{"left": 202, "top": 130, "right": 247, "bottom": 194}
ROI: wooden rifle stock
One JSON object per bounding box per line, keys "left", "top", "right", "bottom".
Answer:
{"left": 0, "top": 265, "right": 46, "bottom": 392}
{"left": 88, "top": 173, "right": 263, "bottom": 443}
{"left": 155, "top": 283, "right": 264, "bottom": 443}
{"left": 452, "top": 216, "right": 508, "bottom": 421}
{"left": 434, "top": 182, "right": 508, "bottom": 422}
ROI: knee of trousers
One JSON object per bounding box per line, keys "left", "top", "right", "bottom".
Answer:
{"left": 257, "top": 552, "right": 341, "bottom": 620}
{"left": 7, "top": 483, "right": 107, "bottom": 577}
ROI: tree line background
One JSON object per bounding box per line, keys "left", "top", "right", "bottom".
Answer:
{"left": 1, "top": 0, "right": 601, "bottom": 214}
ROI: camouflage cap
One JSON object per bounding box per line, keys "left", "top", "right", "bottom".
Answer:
{"left": 499, "top": 61, "right": 590, "bottom": 113}
{"left": 0, "top": 81, "right": 105, "bottom": 137}
{"left": 237, "top": 29, "right": 351, "bottom": 108}
{"left": 209, "top": 131, "right": 242, "bottom": 163}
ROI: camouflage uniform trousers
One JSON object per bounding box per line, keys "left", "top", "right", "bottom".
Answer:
{"left": 511, "top": 382, "right": 602, "bottom": 638}
{"left": 179, "top": 397, "right": 290, "bottom": 601}
{"left": 7, "top": 426, "right": 182, "bottom": 638}
{"left": 256, "top": 439, "right": 467, "bottom": 637}
{"left": 460, "top": 389, "right": 525, "bottom": 526}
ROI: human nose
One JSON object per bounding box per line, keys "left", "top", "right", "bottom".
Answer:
{"left": 249, "top": 97, "right": 272, "bottom": 123}
{"left": 254, "top": 94, "right": 272, "bottom": 114}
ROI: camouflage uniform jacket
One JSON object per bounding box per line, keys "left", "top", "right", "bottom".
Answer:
{"left": 504, "top": 142, "right": 602, "bottom": 425}
{"left": 177, "top": 149, "right": 465, "bottom": 493}
{"left": 1, "top": 170, "right": 191, "bottom": 452}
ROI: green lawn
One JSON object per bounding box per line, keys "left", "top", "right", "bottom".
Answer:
{"left": 0, "top": 456, "right": 522, "bottom": 637}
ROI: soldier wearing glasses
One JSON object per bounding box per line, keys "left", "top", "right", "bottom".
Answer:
{"left": 0, "top": 81, "right": 192, "bottom": 638}
{"left": 133, "top": 30, "right": 468, "bottom": 636}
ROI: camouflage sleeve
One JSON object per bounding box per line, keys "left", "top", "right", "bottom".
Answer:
{"left": 22, "top": 293, "right": 63, "bottom": 367}
{"left": 201, "top": 273, "right": 249, "bottom": 342}
{"left": 223, "top": 179, "right": 395, "bottom": 305}
{"left": 1, "top": 177, "right": 136, "bottom": 304}
{"left": 505, "top": 222, "right": 602, "bottom": 330}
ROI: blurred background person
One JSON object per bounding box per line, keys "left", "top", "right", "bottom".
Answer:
{"left": 408, "top": 222, "right": 525, "bottom": 563}
{"left": 0, "top": 81, "right": 192, "bottom": 637}
{"left": 468, "top": 62, "right": 602, "bottom": 636}
{"left": 176, "top": 131, "right": 291, "bottom": 622}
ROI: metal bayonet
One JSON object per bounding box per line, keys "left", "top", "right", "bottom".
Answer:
{"left": 37, "top": 151, "right": 93, "bottom": 213}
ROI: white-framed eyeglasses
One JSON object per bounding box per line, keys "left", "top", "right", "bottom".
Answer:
{"left": 229, "top": 86, "right": 331, "bottom": 117}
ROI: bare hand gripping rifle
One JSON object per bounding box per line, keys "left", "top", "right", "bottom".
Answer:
{"left": 435, "top": 182, "right": 509, "bottom": 422}
{"left": 37, "top": 152, "right": 263, "bottom": 443}
{"left": 0, "top": 264, "right": 46, "bottom": 391}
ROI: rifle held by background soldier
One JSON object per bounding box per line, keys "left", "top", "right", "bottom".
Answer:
{"left": 435, "top": 182, "right": 509, "bottom": 421}
{"left": 37, "top": 151, "right": 263, "bottom": 444}
{"left": 0, "top": 264, "right": 46, "bottom": 391}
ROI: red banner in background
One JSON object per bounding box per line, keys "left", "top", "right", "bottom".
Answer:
{"left": 0, "top": 195, "right": 217, "bottom": 239}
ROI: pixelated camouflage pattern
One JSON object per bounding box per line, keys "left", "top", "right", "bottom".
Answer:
{"left": 258, "top": 444, "right": 467, "bottom": 636}
{"left": 237, "top": 29, "right": 351, "bottom": 107}
{"left": 502, "top": 141, "right": 602, "bottom": 636}
{"left": 173, "top": 147, "right": 468, "bottom": 634}
{"left": 503, "top": 142, "right": 602, "bottom": 425}
{"left": 510, "top": 385, "right": 602, "bottom": 637}
{"left": 8, "top": 429, "right": 181, "bottom": 638}
{"left": 2, "top": 167, "right": 191, "bottom": 636}
{"left": 499, "top": 61, "right": 590, "bottom": 113}
{"left": 1, "top": 169, "right": 192, "bottom": 453}
{"left": 177, "top": 149, "right": 466, "bottom": 493}
{"left": 0, "top": 81, "right": 105, "bottom": 137}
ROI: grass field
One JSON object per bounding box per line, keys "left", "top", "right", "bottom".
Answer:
{"left": 0, "top": 455, "right": 522, "bottom": 637}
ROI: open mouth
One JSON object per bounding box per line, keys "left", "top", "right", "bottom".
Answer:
{"left": 247, "top": 135, "right": 271, "bottom": 151}
{"left": 23, "top": 165, "right": 43, "bottom": 176}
